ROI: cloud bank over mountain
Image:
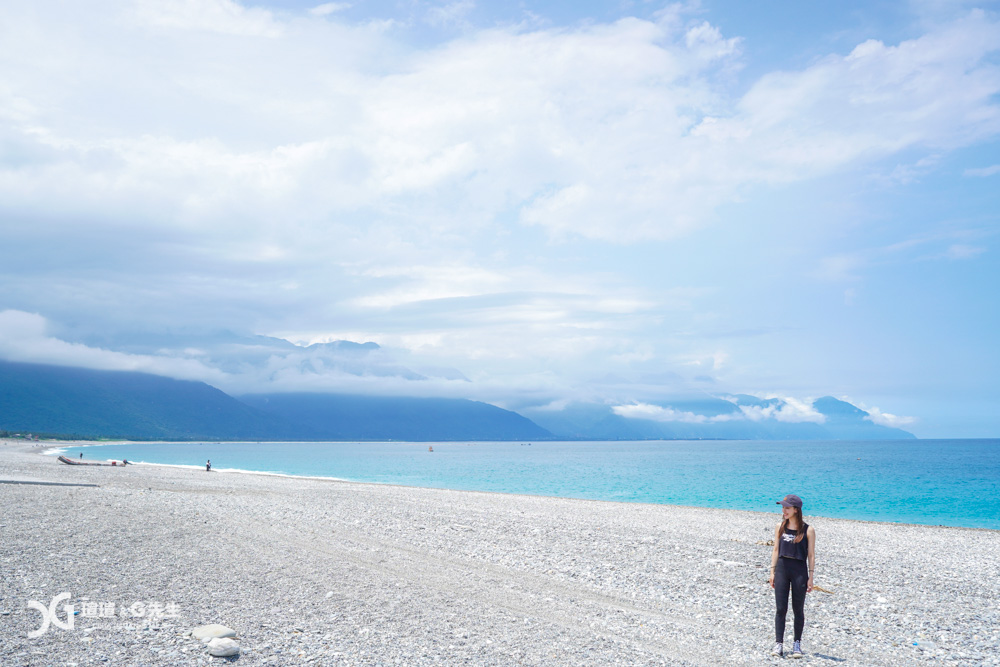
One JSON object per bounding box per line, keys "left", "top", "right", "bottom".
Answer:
{"left": 0, "top": 309, "right": 916, "bottom": 437}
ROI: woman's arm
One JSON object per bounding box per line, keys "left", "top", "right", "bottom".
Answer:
{"left": 806, "top": 525, "right": 816, "bottom": 593}
{"left": 769, "top": 524, "right": 781, "bottom": 588}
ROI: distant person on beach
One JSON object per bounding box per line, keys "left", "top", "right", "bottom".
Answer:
{"left": 769, "top": 494, "right": 815, "bottom": 659}
{"left": 206, "top": 459, "right": 211, "bottom": 471}
{"left": 79, "top": 452, "right": 82, "bottom": 459}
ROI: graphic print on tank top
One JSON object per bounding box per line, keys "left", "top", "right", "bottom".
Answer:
{"left": 778, "top": 523, "right": 809, "bottom": 560}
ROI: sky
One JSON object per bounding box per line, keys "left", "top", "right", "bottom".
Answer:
{"left": 0, "top": 0, "right": 998, "bottom": 438}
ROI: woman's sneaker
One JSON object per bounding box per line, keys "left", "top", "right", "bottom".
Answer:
{"left": 771, "top": 642, "right": 783, "bottom": 657}
{"left": 790, "top": 640, "right": 804, "bottom": 658}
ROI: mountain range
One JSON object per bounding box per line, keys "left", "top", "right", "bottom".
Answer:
{"left": 0, "top": 360, "right": 915, "bottom": 441}
{"left": 0, "top": 360, "right": 548, "bottom": 441}
{"left": 522, "top": 396, "right": 916, "bottom": 441}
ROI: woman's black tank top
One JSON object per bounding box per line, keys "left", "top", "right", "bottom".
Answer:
{"left": 778, "top": 522, "right": 809, "bottom": 561}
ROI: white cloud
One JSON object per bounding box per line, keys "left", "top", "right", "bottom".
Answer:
{"left": 0, "top": 310, "right": 225, "bottom": 382}
{"left": 864, "top": 406, "right": 918, "bottom": 427}
{"left": 674, "top": 350, "right": 730, "bottom": 370}
{"left": 4, "top": 6, "right": 995, "bottom": 248}
{"left": 735, "top": 405, "right": 770, "bottom": 422}
{"left": 613, "top": 403, "right": 712, "bottom": 423}
{"left": 771, "top": 396, "right": 826, "bottom": 423}
{"left": 347, "top": 264, "right": 512, "bottom": 309}
{"left": 964, "top": 164, "right": 1000, "bottom": 177}
{"left": 611, "top": 402, "right": 740, "bottom": 423}
{"left": 426, "top": 1, "right": 475, "bottom": 28}
{"left": 815, "top": 228, "right": 992, "bottom": 282}
{"left": 944, "top": 244, "right": 987, "bottom": 259}
{"left": 814, "top": 254, "right": 866, "bottom": 282}
{"left": 0, "top": 308, "right": 600, "bottom": 404}
{"left": 133, "top": 0, "right": 283, "bottom": 37}
{"left": 309, "top": 2, "right": 350, "bottom": 17}
{"left": 730, "top": 396, "right": 826, "bottom": 424}
{"left": 684, "top": 20, "right": 741, "bottom": 62}
{"left": 883, "top": 153, "right": 942, "bottom": 185}
{"left": 695, "top": 13, "right": 1000, "bottom": 191}
{"left": 0, "top": 309, "right": 486, "bottom": 398}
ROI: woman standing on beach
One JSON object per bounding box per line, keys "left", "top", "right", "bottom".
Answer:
{"left": 769, "top": 494, "right": 815, "bottom": 659}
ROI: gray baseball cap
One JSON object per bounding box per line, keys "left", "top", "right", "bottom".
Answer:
{"left": 777, "top": 494, "right": 803, "bottom": 508}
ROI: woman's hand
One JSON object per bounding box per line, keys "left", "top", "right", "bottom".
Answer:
{"left": 806, "top": 577, "right": 814, "bottom": 593}
{"left": 769, "top": 573, "right": 775, "bottom": 588}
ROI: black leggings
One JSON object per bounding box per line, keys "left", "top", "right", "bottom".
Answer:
{"left": 774, "top": 557, "right": 807, "bottom": 642}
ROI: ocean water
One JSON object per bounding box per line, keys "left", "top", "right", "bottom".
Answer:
{"left": 61, "top": 439, "right": 1000, "bottom": 530}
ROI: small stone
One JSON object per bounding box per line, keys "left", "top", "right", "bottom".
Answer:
{"left": 191, "top": 624, "right": 237, "bottom": 640}
{"left": 206, "top": 637, "right": 240, "bottom": 657}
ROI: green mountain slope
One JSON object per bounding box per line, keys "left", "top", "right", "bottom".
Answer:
{"left": 0, "top": 361, "right": 551, "bottom": 441}
{"left": 0, "top": 360, "right": 285, "bottom": 440}
{"left": 238, "top": 393, "right": 552, "bottom": 441}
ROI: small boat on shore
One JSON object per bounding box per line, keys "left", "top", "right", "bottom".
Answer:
{"left": 58, "top": 455, "right": 125, "bottom": 467}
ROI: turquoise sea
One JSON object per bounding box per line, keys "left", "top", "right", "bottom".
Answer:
{"left": 61, "top": 439, "right": 1000, "bottom": 530}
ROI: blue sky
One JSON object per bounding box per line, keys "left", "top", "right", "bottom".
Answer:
{"left": 0, "top": 0, "right": 998, "bottom": 437}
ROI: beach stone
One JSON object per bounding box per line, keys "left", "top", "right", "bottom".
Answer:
{"left": 191, "top": 624, "right": 237, "bottom": 640}
{"left": 206, "top": 637, "right": 240, "bottom": 657}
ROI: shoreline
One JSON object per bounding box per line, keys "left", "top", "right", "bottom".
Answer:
{"left": 3, "top": 439, "right": 999, "bottom": 665}
{"left": 33, "top": 438, "right": 1000, "bottom": 533}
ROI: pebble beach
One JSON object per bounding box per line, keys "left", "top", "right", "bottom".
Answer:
{"left": 2, "top": 440, "right": 998, "bottom": 666}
